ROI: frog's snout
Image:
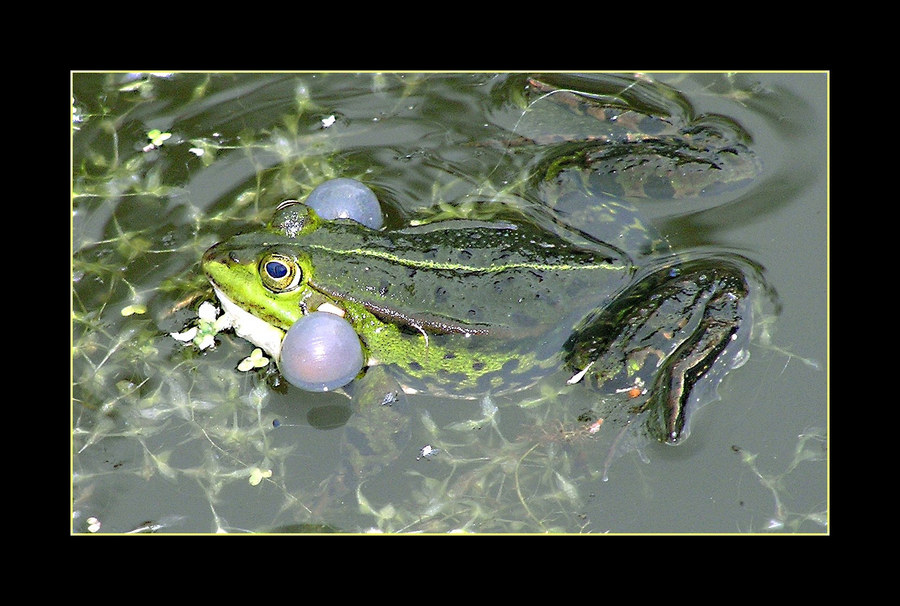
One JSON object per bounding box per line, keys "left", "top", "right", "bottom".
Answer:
{"left": 201, "top": 242, "right": 237, "bottom": 286}
{"left": 202, "top": 242, "right": 223, "bottom": 267}
{"left": 203, "top": 242, "right": 247, "bottom": 271}
{"left": 201, "top": 244, "right": 224, "bottom": 281}
{"left": 201, "top": 245, "right": 213, "bottom": 264}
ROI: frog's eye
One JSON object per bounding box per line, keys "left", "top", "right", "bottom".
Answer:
{"left": 259, "top": 253, "right": 301, "bottom": 293}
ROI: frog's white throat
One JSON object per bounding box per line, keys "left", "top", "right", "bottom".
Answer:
{"left": 212, "top": 286, "right": 284, "bottom": 361}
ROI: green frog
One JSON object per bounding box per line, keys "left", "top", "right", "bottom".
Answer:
{"left": 201, "top": 74, "right": 766, "bottom": 494}
{"left": 205, "top": 197, "right": 754, "bottom": 440}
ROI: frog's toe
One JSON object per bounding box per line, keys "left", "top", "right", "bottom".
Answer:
{"left": 564, "top": 255, "right": 758, "bottom": 445}
{"left": 644, "top": 265, "right": 751, "bottom": 443}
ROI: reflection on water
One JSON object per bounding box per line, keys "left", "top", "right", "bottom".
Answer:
{"left": 72, "top": 72, "right": 828, "bottom": 534}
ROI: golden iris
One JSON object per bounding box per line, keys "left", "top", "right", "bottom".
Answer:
{"left": 259, "top": 253, "right": 301, "bottom": 292}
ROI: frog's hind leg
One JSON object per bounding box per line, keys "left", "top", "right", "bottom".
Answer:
{"left": 563, "top": 255, "right": 757, "bottom": 447}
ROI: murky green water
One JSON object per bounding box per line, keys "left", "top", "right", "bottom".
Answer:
{"left": 72, "top": 72, "right": 828, "bottom": 534}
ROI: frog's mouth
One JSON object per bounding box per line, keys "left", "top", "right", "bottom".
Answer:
{"left": 212, "top": 286, "right": 285, "bottom": 361}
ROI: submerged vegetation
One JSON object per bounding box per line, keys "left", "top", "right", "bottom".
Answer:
{"left": 72, "top": 72, "right": 826, "bottom": 533}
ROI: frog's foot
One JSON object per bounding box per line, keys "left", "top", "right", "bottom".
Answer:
{"left": 522, "top": 74, "right": 762, "bottom": 203}
{"left": 564, "top": 255, "right": 757, "bottom": 445}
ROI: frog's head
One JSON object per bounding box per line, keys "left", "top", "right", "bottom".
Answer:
{"left": 201, "top": 203, "right": 332, "bottom": 359}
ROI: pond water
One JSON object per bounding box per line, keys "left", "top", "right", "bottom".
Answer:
{"left": 71, "top": 72, "right": 828, "bottom": 534}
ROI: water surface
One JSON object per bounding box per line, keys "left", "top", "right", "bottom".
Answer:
{"left": 71, "top": 72, "right": 828, "bottom": 533}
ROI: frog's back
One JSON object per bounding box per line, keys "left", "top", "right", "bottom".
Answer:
{"left": 300, "top": 217, "right": 632, "bottom": 338}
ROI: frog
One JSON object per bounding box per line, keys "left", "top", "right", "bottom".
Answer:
{"left": 204, "top": 197, "right": 754, "bottom": 437}
{"left": 201, "top": 73, "right": 768, "bottom": 502}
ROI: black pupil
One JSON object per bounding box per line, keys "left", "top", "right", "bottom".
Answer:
{"left": 266, "top": 261, "right": 289, "bottom": 279}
